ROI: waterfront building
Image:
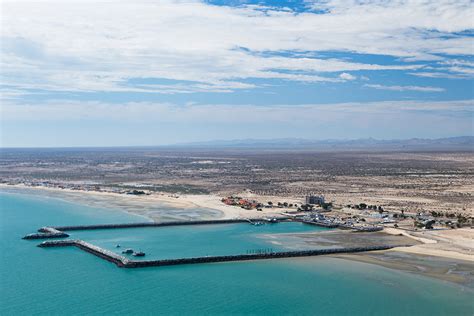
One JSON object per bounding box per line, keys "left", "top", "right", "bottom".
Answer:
{"left": 305, "top": 195, "right": 325, "bottom": 205}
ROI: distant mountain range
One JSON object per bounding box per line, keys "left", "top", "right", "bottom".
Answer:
{"left": 173, "top": 136, "right": 474, "bottom": 151}
{"left": 3, "top": 136, "right": 472, "bottom": 151}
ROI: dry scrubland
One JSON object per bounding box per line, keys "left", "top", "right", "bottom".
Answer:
{"left": 1, "top": 149, "right": 472, "bottom": 216}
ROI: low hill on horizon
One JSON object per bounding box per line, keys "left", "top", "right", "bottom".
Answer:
{"left": 172, "top": 136, "right": 474, "bottom": 151}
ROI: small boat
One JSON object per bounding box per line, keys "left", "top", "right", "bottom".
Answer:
{"left": 122, "top": 248, "right": 133, "bottom": 254}
{"left": 133, "top": 251, "right": 145, "bottom": 257}
{"left": 116, "top": 244, "right": 121, "bottom": 248}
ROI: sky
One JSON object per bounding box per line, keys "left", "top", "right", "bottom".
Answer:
{"left": 1, "top": 0, "right": 473, "bottom": 147}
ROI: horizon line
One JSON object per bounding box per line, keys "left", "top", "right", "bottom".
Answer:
{"left": 1, "top": 135, "right": 472, "bottom": 150}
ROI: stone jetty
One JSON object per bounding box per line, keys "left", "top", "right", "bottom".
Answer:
{"left": 23, "top": 218, "right": 292, "bottom": 240}
{"left": 38, "top": 240, "right": 129, "bottom": 266}
{"left": 38, "top": 239, "right": 405, "bottom": 269}
{"left": 28, "top": 217, "right": 394, "bottom": 269}
{"left": 23, "top": 227, "right": 69, "bottom": 240}
{"left": 52, "top": 219, "right": 254, "bottom": 231}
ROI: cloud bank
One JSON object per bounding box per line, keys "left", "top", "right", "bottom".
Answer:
{"left": 365, "top": 84, "right": 445, "bottom": 92}
{"left": 1, "top": 0, "right": 473, "bottom": 94}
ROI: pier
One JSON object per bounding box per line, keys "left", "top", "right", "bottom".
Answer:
{"left": 53, "top": 219, "right": 251, "bottom": 231}
{"left": 38, "top": 240, "right": 405, "bottom": 268}
{"left": 53, "top": 218, "right": 294, "bottom": 231}
{"left": 38, "top": 240, "right": 130, "bottom": 266}
{"left": 301, "top": 220, "right": 339, "bottom": 228}
{"left": 23, "top": 218, "right": 292, "bottom": 240}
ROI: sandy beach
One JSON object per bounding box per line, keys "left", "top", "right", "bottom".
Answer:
{"left": 2, "top": 184, "right": 473, "bottom": 265}
{"left": 0, "top": 184, "right": 288, "bottom": 220}
{"left": 383, "top": 226, "right": 474, "bottom": 262}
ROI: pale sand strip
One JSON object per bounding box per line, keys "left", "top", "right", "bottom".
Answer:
{"left": 393, "top": 246, "right": 473, "bottom": 262}
{"left": 0, "top": 184, "right": 286, "bottom": 219}
{"left": 3, "top": 183, "right": 473, "bottom": 262}
{"left": 384, "top": 227, "right": 473, "bottom": 262}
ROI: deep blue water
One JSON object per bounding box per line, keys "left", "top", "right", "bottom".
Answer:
{"left": 1, "top": 191, "right": 473, "bottom": 315}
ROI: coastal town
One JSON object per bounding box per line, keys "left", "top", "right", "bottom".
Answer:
{"left": 2, "top": 148, "right": 473, "bottom": 266}
{"left": 220, "top": 194, "right": 471, "bottom": 231}
{"left": 4, "top": 175, "right": 470, "bottom": 232}
{"left": 4, "top": 175, "right": 473, "bottom": 265}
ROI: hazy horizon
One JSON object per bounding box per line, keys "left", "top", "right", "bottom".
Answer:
{"left": 1, "top": 135, "right": 472, "bottom": 149}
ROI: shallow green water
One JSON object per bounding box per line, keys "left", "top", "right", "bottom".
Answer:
{"left": 1, "top": 191, "right": 473, "bottom": 315}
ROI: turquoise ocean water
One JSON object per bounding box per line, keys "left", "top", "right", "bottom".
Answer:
{"left": 1, "top": 191, "right": 473, "bottom": 315}
{"left": 73, "top": 221, "right": 329, "bottom": 260}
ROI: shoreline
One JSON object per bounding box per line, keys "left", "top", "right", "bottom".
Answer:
{"left": 330, "top": 251, "right": 474, "bottom": 288}
{"left": 2, "top": 183, "right": 473, "bottom": 265}
{"left": 0, "top": 183, "right": 286, "bottom": 220}
{"left": 383, "top": 226, "right": 473, "bottom": 262}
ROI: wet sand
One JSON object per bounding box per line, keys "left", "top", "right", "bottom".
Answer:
{"left": 265, "top": 229, "right": 474, "bottom": 287}
{"left": 331, "top": 251, "right": 474, "bottom": 288}
{"left": 260, "top": 230, "right": 420, "bottom": 251}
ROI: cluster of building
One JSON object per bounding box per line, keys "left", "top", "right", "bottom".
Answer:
{"left": 2, "top": 179, "right": 100, "bottom": 191}
{"left": 221, "top": 194, "right": 328, "bottom": 211}
{"left": 221, "top": 196, "right": 262, "bottom": 210}
{"left": 301, "top": 212, "right": 383, "bottom": 231}
{"left": 1, "top": 179, "right": 151, "bottom": 196}
{"left": 354, "top": 206, "right": 471, "bottom": 229}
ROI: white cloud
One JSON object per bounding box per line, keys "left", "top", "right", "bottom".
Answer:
{"left": 440, "top": 59, "right": 474, "bottom": 68}
{"left": 409, "top": 58, "right": 474, "bottom": 79}
{"left": 309, "top": 0, "right": 473, "bottom": 33}
{"left": 1, "top": 0, "right": 472, "bottom": 94}
{"left": 2, "top": 99, "right": 471, "bottom": 122}
{"left": 364, "top": 84, "right": 445, "bottom": 92}
{"left": 339, "top": 72, "right": 357, "bottom": 81}
{"left": 409, "top": 72, "right": 472, "bottom": 80}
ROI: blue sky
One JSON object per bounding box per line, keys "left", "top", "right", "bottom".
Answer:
{"left": 1, "top": 0, "right": 473, "bottom": 147}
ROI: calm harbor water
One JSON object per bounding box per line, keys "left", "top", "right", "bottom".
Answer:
{"left": 1, "top": 190, "right": 473, "bottom": 315}
{"left": 73, "top": 221, "right": 329, "bottom": 260}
